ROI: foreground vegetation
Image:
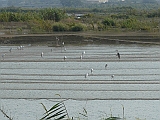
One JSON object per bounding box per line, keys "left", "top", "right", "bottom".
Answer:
{"left": 1, "top": 99, "right": 146, "bottom": 120}
{"left": 0, "top": 7, "right": 160, "bottom": 34}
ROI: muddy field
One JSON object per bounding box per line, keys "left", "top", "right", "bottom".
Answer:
{"left": 0, "top": 32, "right": 160, "bottom": 45}
{"left": 0, "top": 39, "right": 160, "bottom": 120}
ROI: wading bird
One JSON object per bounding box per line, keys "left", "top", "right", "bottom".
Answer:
{"left": 91, "top": 68, "right": 93, "bottom": 74}
{"left": 85, "top": 73, "right": 89, "bottom": 78}
{"left": 62, "top": 42, "right": 65, "bottom": 47}
{"left": 116, "top": 50, "right": 120, "bottom": 59}
{"left": 20, "top": 45, "right": 24, "bottom": 50}
{"left": 64, "top": 56, "right": 67, "bottom": 61}
{"left": 111, "top": 75, "right": 114, "bottom": 79}
{"left": 41, "top": 52, "right": 43, "bottom": 57}
{"left": 80, "top": 55, "right": 82, "bottom": 60}
{"left": 17, "top": 46, "right": 20, "bottom": 50}
{"left": 82, "top": 51, "right": 85, "bottom": 57}
{"left": 105, "top": 64, "right": 108, "bottom": 69}
{"left": 17, "top": 45, "right": 24, "bottom": 50}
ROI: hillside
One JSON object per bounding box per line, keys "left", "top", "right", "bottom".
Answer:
{"left": 0, "top": 0, "right": 160, "bottom": 8}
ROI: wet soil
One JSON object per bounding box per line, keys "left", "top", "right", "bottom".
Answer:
{"left": 0, "top": 32, "right": 160, "bottom": 45}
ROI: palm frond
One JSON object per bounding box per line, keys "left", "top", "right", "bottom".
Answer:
{"left": 40, "top": 101, "right": 69, "bottom": 120}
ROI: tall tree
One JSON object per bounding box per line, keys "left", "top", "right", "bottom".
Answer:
{"left": 40, "top": 8, "right": 66, "bottom": 22}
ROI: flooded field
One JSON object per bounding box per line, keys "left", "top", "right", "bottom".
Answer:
{"left": 0, "top": 43, "right": 160, "bottom": 120}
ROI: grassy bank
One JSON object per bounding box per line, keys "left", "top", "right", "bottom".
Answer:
{"left": 0, "top": 31, "right": 160, "bottom": 45}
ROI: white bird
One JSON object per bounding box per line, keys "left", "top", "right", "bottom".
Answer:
{"left": 17, "top": 46, "right": 20, "bottom": 50}
{"left": 62, "top": 42, "right": 65, "bottom": 47}
{"left": 111, "top": 75, "right": 114, "bottom": 79}
{"left": 105, "top": 64, "right": 108, "bottom": 69}
{"left": 41, "top": 52, "right": 43, "bottom": 57}
{"left": 80, "top": 55, "right": 82, "bottom": 60}
{"left": 64, "top": 56, "right": 67, "bottom": 61}
{"left": 85, "top": 73, "right": 89, "bottom": 78}
{"left": 20, "top": 45, "right": 23, "bottom": 50}
{"left": 82, "top": 51, "right": 85, "bottom": 57}
{"left": 91, "top": 68, "right": 93, "bottom": 74}
{"left": 56, "top": 37, "right": 59, "bottom": 40}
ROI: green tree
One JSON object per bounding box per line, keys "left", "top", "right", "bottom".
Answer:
{"left": 120, "top": 18, "right": 140, "bottom": 30}
{"left": 0, "top": 12, "right": 9, "bottom": 22}
{"left": 40, "top": 8, "right": 66, "bottom": 22}
{"left": 102, "top": 18, "right": 116, "bottom": 29}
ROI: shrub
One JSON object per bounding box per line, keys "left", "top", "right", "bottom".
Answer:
{"left": 102, "top": 18, "right": 116, "bottom": 30}
{"left": 52, "top": 23, "right": 69, "bottom": 32}
{"left": 70, "top": 23, "right": 85, "bottom": 31}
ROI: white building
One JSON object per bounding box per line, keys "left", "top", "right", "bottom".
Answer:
{"left": 86, "top": 0, "right": 125, "bottom": 3}
{"left": 99, "top": 0, "right": 108, "bottom": 3}
{"left": 86, "top": 0, "right": 108, "bottom": 3}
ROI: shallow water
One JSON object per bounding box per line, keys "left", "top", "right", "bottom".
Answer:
{"left": 0, "top": 44, "right": 160, "bottom": 120}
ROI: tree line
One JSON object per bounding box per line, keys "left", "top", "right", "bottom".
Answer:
{"left": 0, "top": 7, "right": 159, "bottom": 33}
